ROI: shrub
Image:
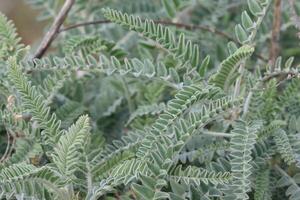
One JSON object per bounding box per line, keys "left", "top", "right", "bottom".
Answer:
{"left": 0, "top": 0, "right": 300, "bottom": 199}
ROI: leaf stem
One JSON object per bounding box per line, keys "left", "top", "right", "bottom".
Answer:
{"left": 121, "top": 77, "right": 134, "bottom": 114}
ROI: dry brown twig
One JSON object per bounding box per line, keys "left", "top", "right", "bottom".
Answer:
{"left": 59, "top": 19, "right": 268, "bottom": 62}
{"left": 261, "top": 70, "right": 300, "bottom": 82}
{"left": 33, "top": 0, "right": 75, "bottom": 59}
{"left": 59, "top": 19, "right": 235, "bottom": 41}
{"left": 269, "top": 0, "right": 282, "bottom": 71}
{"left": 0, "top": 130, "right": 15, "bottom": 163}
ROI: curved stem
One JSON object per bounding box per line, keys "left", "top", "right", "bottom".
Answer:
{"left": 0, "top": 130, "right": 11, "bottom": 163}
{"left": 120, "top": 76, "right": 134, "bottom": 114}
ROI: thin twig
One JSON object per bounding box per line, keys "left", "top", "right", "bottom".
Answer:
{"left": 242, "top": 90, "right": 253, "bottom": 118}
{"left": 59, "top": 19, "right": 268, "bottom": 61}
{"left": 0, "top": 131, "right": 11, "bottom": 163}
{"left": 58, "top": 19, "right": 111, "bottom": 32}
{"left": 202, "top": 130, "right": 232, "bottom": 138}
{"left": 33, "top": 0, "right": 75, "bottom": 59}
{"left": 269, "top": 0, "right": 282, "bottom": 70}
{"left": 233, "top": 60, "right": 246, "bottom": 99}
{"left": 261, "top": 70, "right": 300, "bottom": 82}
{"left": 85, "top": 153, "right": 93, "bottom": 197}
{"left": 120, "top": 76, "right": 134, "bottom": 114}
{"left": 59, "top": 19, "right": 235, "bottom": 40}
{"left": 274, "top": 164, "right": 294, "bottom": 178}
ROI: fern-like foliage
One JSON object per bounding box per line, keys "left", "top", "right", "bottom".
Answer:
{"left": 0, "top": 12, "right": 25, "bottom": 61}
{"left": 276, "top": 165, "right": 300, "bottom": 200}
{"left": 175, "top": 140, "right": 229, "bottom": 164}
{"left": 21, "top": 54, "right": 186, "bottom": 88}
{"left": 170, "top": 165, "right": 231, "bottom": 186}
{"left": 2, "top": 138, "right": 40, "bottom": 166}
{"left": 64, "top": 36, "right": 106, "bottom": 55}
{"left": 235, "top": 0, "right": 271, "bottom": 44}
{"left": 102, "top": 8, "right": 203, "bottom": 68}
{"left": 273, "top": 129, "right": 296, "bottom": 166}
{"left": 224, "top": 120, "right": 259, "bottom": 200}
{"left": 52, "top": 115, "right": 90, "bottom": 180}
{"left": 64, "top": 36, "right": 127, "bottom": 59}
{"left": 91, "top": 130, "right": 146, "bottom": 180}
{"left": 8, "top": 58, "right": 62, "bottom": 149}
{"left": 38, "top": 71, "right": 69, "bottom": 105}
{"left": 209, "top": 45, "right": 254, "bottom": 91}
{"left": 135, "top": 85, "right": 220, "bottom": 160}
{"left": 0, "top": 163, "right": 63, "bottom": 199}
{"left": 56, "top": 100, "right": 85, "bottom": 128}
{"left": 1, "top": 1, "right": 300, "bottom": 199}
{"left": 254, "top": 168, "right": 271, "bottom": 200}
{"left": 126, "top": 102, "right": 166, "bottom": 125}
{"left": 257, "top": 120, "right": 286, "bottom": 140}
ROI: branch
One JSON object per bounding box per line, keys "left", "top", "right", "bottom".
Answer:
{"left": 269, "top": 0, "right": 282, "bottom": 70}
{"left": 202, "top": 130, "right": 232, "bottom": 138}
{"left": 33, "top": 0, "right": 75, "bottom": 59}
{"left": 59, "top": 19, "right": 267, "bottom": 61}
{"left": 261, "top": 70, "right": 300, "bottom": 82}
{"left": 58, "top": 19, "right": 111, "bottom": 32}
{"left": 59, "top": 19, "right": 234, "bottom": 39}
{"left": 0, "top": 130, "right": 12, "bottom": 163}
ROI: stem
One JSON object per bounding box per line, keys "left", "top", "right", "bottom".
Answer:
{"left": 269, "top": 0, "right": 282, "bottom": 70}
{"left": 261, "top": 70, "right": 300, "bottom": 82}
{"left": 0, "top": 130, "right": 12, "bottom": 163}
{"left": 59, "top": 19, "right": 267, "bottom": 61}
{"left": 33, "top": 0, "right": 75, "bottom": 58}
{"left": 121, "top": 77, "right": 134, "bottom": 114}
{"left": 274, "top": 164, "right": 295, "bottom": 181}
{"left": 85, "top": 154, "right": 93, "bottom": 197}
{"left": 202, "top": 130, "right": 232, "bottom": 138}
{"left": 233, "top": 60, "right": 246, "bottom": 98}
{"left": 233, "top": 2, "right": 271, "bottom": 101}
{"left": 242, "top": 90, "right": 253, "bottom": 118}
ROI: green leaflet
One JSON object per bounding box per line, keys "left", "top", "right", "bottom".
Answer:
{"left": 64, "top": 36, "right": 127, "bottom": 59}
{"left": 209, "top": 45, "right": 254, "bottom": 91}
{"left": 0, "top": 12, "right": 25, "bottom": 61}
{"left": 8, "top": 58, "right": 62, "bottom": 149}
{"left": 170, "top": 165, "right": 231, "bottom": 186}
{"left": 52, "top": 115, "right": 91, "bottom": 179}
{"left": 102, "top": 8, "right": 203, "bottom": 69}
{"left": 254, "top": 168, "right": 271, "bottom": 200}
{"left": 274, "top": 129, "right": 296, "bottom": 166}
{"left": 0, "top": 163, "right": 64, "bottom": 199}
{"left": 224, "top": 120, "right": 259, "bottom": 200}
{"left": 21, "top": 54, "right": 184, "bottom": 88}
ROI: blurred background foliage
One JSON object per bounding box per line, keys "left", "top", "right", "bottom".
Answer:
{"left": 0, "top": 0, "right": 46, "bottom": 45}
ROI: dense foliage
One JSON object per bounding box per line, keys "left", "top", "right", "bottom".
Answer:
{"left": 0, "top": 0, "right": 300, "bottom": 199}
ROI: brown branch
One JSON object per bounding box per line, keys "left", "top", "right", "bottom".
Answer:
{"left": 261, "top": 70, "right": 300, "bottom": 82}
{"left": 58, "top": 19, "right": 111, "bottom": 32}
{"left": 33, "top": 0, "right": 75, "bottom": 59}
{"left": 0, "top": 129, "right": 15, "bottom": 163}
{"left": 59, "top": 19, "right": 268, "bottom": 61}
{"left": 269, "top": 0, "right": 282, "bottom": 71}
{"left": 0, "top": 131, "right": 11, "bottom": 163}
{"left": 157, "top": 20, "right": 235, "bottom": 41}
{"left": 59, "top": 19, "right": 234, "bottom": 40}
